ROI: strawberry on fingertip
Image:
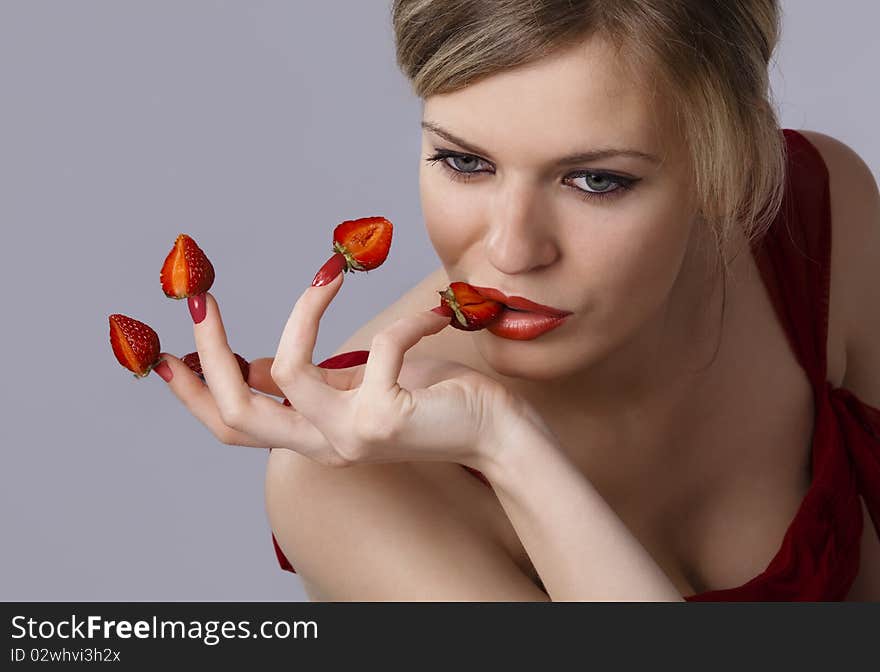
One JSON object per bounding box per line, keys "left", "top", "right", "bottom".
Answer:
{"left": 108, "top": 313, "right": 162, "bottom": 377}
{"left": 160, "top": 233, "right": 215, "bottom": 299}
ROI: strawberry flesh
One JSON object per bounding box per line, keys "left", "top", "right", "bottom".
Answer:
{"left": 331, "top": 216, "right": 393, "bottom": 273}
{"left": 182, "top": 351, "right": 249, "bottom": 381}
{"left": 160, "top": 233, "right": 215, "bottom": 299}
{"left": 437, "top": 282, "right": 504, "bottom": 331}
{"left": 109, "top": 314, "right": 162, "bottom": 377}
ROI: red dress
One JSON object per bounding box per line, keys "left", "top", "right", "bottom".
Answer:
{"left": 270, "top": 129, "right": 880, "bottom": 600}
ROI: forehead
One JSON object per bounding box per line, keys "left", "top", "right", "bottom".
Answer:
{"left": 423, "top": 37, "right": 671, "bottom": 162}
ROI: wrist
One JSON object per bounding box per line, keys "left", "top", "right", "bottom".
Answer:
{"left": 477, "top": 401, "right": 562, "bottom": 487}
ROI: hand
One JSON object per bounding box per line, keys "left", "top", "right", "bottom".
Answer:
{"left": 157, "top": 272, "right": 525, "bottom": 471}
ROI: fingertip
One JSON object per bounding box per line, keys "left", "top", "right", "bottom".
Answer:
{"left": 188, "top": 293, "right": 208, "bottom": 324}
{"left": 427, "top": 308, "right": 452, "bottom": 326}
{"left": 311, "top": 269, "right": 344, "bottom": 293}
{"left": 153, "top": 360, "right": 173, "bottom": 382}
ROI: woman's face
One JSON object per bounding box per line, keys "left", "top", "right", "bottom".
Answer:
{"left": 419, "top": 37, "right": 708, "bottom": 384}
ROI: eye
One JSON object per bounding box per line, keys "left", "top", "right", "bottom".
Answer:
{"left": 424, "top": 148, "right": 639, "bottom": 201}
{"left": 446, "top": 154, "right": 485, "bottom": 173}
{"left": 564, "top": 171, "right": 637, "bottom": 201}
{"left": 424, "top": 150, "right": 491, "bottom": 182}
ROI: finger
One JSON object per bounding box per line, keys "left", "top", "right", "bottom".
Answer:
{"left": 272, "top": 271, "right": 349, "bottom": 418}
{"left": 276, "top": 270, "right": 344, "bottom": 370}
{"left": 246, "top": 392, "right": 340, "bottom": 460}
{"left": 249, "top": 356, "right": 356, "bottom": 397}
{"left": 155, "top": 353, "right": 268, "bottom": 448}
{"left": 361, "top": 309, "right": 450, "bottom": 395}
{"left": 247, "top": 357, "right": 284, "bottom": 397}
{"left": 159, "top": 352, "right": 336, "bottom": 456}
{"left": 192, "top": 292, "right": 251, "bottom": 415}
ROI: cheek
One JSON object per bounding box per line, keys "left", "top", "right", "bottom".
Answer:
{"left": 419, "top": 167, "right": 483, "bottom": 263}
{"left": 579, "top": 204, "right": 693, "bottom": 338}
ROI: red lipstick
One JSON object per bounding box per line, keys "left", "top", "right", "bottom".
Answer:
{"left": 467, "top": 285, "right": 573, "bottom": 340}
{"left": 468, "top": 286, "right": 573, "bottom": 317}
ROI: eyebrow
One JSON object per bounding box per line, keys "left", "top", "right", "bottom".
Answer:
{"left": 421, "top": 120, "right": 661, "bottom": 166}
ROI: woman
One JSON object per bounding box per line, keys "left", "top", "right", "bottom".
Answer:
{"left": 153, "top": 1, "right": 880, "bottom": 600}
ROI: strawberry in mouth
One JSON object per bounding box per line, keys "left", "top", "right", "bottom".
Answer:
{"left": 431, "top": 282, "right": 573, "bottom": 339}
{"left": 449, "top": 284, "right": 573, "bottom": 340}
{"left": 433, "top": 281, "right": 505, "bottom": 331}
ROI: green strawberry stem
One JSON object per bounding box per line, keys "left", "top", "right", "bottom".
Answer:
{"left": 438, "top": 287, "right": 470, "bottom": 328}
{"left": 332, "top": 240, "right": 367, "bottom": 272}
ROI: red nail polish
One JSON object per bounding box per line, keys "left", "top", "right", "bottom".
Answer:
{"left": 431, "top": 305, "right": 454, "bottom": 317}
{"left": 153, "top": 361, "right": 173, "bottom": 382}
{"left": 188, "top": 294, "right": 207, "bottom": 323}
{"left": 312, "top": 253, "right": 347, "bottom": 287}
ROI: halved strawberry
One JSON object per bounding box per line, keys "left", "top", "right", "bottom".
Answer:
{"left": 436, "top": 282, "right": 505, "bottom": 331}
{"left": 181, "top": 351, "right": 250, "bottom": 381}
{"left": 313, "top": 216, "right": 393, "bottom": 286}
{"left": 109, "top": 314, "right": 162, "bottom": 377}
{"left": 160, "top": 233, "right": 215, "bottom": 299}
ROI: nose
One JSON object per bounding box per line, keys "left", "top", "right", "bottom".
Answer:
{"left": 483, "top": 177, "right": 559, "bottom": 274}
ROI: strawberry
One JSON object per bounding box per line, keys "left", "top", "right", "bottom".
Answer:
{"left": 109, "top": 314, "right": 162, "bottom": 377}
{"left": 181, "top": 351, "right": 250, "bottom": 381}
{"left": 312, "top": 216, "right": 393, "bottom": 286}
{"left": 435, "top": 282, "right": 504, "bottom": 331}
{"left": 160, "top": 233, "right": 215, "bottom": 299}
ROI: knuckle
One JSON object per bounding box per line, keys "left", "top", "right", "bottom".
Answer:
{"left": 270, "top": 359, "right": 299, "bottom": 388}
{"left": 323, "top": 452, "right": 354, "bottom": 469}
{"left": 370, "top": 330, "right": 397, "bottom": 350}
{"left": 353, "top": 403, "right": 396, "bottom": 446}
{"left": 214, "top": 426, "right": 237, "bottom": 446}
{"left": 218, "top": 400, "right": 248, "bottom": 429}
{"left": 269, "top": 361, "right": 289, "bottom": 387}
{"left": 334, "top": 440, "right": 366, "bottom": 465}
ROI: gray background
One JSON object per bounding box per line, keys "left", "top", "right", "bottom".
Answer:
{"left": 1, "top": 1, "right": 877, "bottom": 601}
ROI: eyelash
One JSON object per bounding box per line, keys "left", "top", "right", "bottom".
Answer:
{"left": 424, "top": 149, "right": 638, "bottom": 202}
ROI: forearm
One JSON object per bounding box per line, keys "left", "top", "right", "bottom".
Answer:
{"left": 480, "top": 428, "right": 684, "bottom": 602}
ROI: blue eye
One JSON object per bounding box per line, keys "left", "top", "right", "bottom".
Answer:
{"left": 425, "top": 151, "right": 490, "bottom": 179}
{"left": 424, "top": 149, "right": 638, "bottom": 202}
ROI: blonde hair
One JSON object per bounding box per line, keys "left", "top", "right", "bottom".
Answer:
{"left": 391, "top": 0, "right": 787, "bottom": 286}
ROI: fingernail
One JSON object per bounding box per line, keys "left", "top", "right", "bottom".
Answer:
{"left": 312, "top": 253, "right": 347, "bottom": 287}
{"left": 153, "top": 360, "right": 173, "bottom": 382}
{"left": 431, "top": 305, "right": 454, "bottom": 317}
{"left": 188, "top": 293, "right": 207, "bottom": 324}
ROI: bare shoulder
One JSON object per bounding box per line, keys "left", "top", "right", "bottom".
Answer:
{"left": 264, "top": 449, "right": 548, "bottom": 600}
{"left": 798, "top": 130, "right": 880, "bottom": 601}
{"left": 264, "top": 266, "right": 544, "bottom": 599}
{"left": 795, "top": 129, "right": 880, "bottom": 397}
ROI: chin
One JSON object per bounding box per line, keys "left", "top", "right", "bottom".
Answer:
{"left": 474, "top": 336, "right": 574, "bottom": 382}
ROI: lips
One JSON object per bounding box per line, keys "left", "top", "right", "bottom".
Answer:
{"left": 486, "top": 310, "right": 570, "bottom": 340}
{"left": 468, "top": 285, "right": 572, "bottom": 318}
